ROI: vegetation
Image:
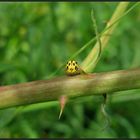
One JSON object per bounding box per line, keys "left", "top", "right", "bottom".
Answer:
{"left": 0, "top": 2, "right": 140, "bottom": 138}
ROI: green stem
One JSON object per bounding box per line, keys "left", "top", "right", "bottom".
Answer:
{"left": 0, "top": 67, "right": 140, "bottom": 109}
{"left": 82, "top": 2, "right": 129, "bottom": 71}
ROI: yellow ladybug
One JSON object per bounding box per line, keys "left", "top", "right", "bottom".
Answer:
{"left": 65, "top": 60, "right": 86, "bottom": 76}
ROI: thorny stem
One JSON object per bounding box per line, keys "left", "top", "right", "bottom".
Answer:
{"left": 0, "top": 67, "right": 140, "bottom": 109}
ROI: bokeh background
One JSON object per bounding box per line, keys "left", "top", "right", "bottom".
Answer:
{"left": 0, "top": 2, "right": 140, "bottom": 138}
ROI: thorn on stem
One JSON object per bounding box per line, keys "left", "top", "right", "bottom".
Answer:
{"left": 103, "top": 93, "right": 107, "bottom": 104}
{"left": 58, "top": 95, "right": 68, "bottom": 120}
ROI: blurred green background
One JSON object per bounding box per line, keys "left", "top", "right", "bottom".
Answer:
{"left": 0, "top": 2, "right": 140, "bottom": 138}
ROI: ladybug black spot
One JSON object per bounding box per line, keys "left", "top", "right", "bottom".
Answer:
{"left": 75, "top": 66, "right": 78, "bottom": 71}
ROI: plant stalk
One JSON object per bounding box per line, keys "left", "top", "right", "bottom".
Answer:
{"left": 0, "top": 67, "right": 140, "bottom": 109}
{"left": 81, "top": 2, "right": 129, "bottom": 71}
